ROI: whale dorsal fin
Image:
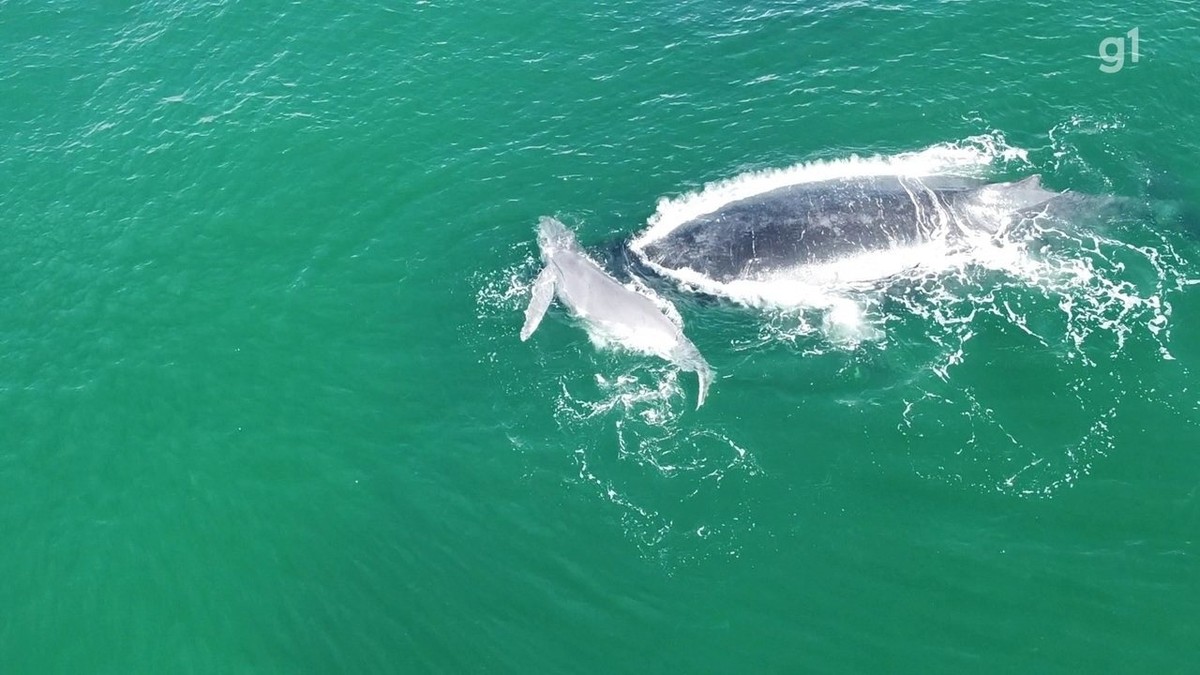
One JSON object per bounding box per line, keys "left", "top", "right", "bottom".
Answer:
{"left": 520, "top": 265, "right": 557, "bottom": 341}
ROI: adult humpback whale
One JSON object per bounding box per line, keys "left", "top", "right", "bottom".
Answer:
{"left": 634, "top": 174, "right": 1061, "bottom": 283}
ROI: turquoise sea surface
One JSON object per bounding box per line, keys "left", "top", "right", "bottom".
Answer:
{"left": 2, "top": 1, "right": 1199, "bottom": 672}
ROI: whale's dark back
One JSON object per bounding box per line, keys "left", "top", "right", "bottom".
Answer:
{"left": 638, "top": 176, "right": 984, "bottom": 282}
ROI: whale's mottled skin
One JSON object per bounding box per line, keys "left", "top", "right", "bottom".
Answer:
{"left": 522, "top": 217, "right": 713, "bottom": 408}
{"left": 636, "top": 175, "right": 1059, "bottom": 282}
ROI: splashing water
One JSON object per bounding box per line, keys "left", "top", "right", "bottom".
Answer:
{"left": 555, "top": 366, "right": 761, "bottom": 562}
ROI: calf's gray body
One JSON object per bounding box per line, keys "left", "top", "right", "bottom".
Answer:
{"left": 522, "top": 217, "right": 713, "bottom": 408}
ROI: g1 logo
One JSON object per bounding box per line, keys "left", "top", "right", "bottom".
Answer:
{"left": 1099, "top": 27, "right": 1140, "bottom": 73}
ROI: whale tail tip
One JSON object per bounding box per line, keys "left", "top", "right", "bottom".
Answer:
{"left": 673, "top": 342, "right": 713, "bottom": 409}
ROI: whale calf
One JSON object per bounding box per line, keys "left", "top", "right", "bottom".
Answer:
{"left": 522, "top": 217, "right": 713, "bottom": 408}
{"left": 634, "top": 175, "right": 1061, "bottom": 283}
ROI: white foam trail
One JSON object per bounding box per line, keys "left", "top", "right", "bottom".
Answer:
{"left": 558, "top": 369, "right": 761, "bottom": 563}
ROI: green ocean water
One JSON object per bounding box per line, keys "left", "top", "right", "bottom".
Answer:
{"left": 3, "top": 1, "right": 1200, "bottom": 672}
